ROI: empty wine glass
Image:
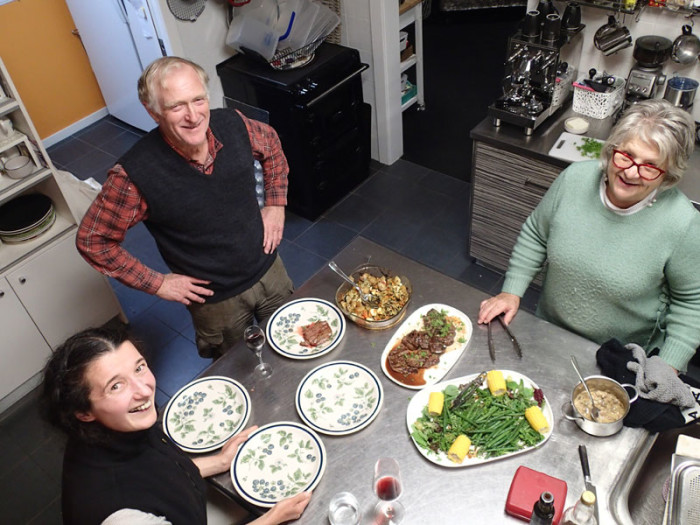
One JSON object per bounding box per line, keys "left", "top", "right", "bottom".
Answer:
{"left": 373, "top": 457, "right": 405, "bottom": 524}
{"left": 244, "top": 325, "right": 272, "bottom": 378}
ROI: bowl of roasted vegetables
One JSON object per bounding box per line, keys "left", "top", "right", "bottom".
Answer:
{"left": 334, "top": 264, "right": 412, "bottom": 330}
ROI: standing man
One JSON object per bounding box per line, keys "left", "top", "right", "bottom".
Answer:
{"left": 77, "top": 57, "right": 293, "bottom": 359}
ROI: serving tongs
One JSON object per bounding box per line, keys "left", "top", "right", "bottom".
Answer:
{"left": 487, "top": 314, "right": 523, "bottom": 362}
{"left": 451, "top": 371, "right": 488, "bottom": 409}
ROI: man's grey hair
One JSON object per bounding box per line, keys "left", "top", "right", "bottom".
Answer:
{"left": 138, "top": 56, "right": 209, "bottom": 114}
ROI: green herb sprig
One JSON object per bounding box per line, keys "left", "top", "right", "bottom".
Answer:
{"left": 576, "top": 137, "right": 603, "bottom": 159}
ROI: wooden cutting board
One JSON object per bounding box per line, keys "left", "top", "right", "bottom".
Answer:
{"left": 548, "top": 131, "right": 604, "bottom": 163}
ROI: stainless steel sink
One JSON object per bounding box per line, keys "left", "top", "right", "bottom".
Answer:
{"left": 610, "top": 423, "right": 700, "bottom": 525}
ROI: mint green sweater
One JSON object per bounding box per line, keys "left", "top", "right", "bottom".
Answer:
{"left": 502, "top": 160, "right": 700, "bottom": 372}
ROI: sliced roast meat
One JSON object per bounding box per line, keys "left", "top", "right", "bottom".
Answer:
{"left": 300, "top": 321, "right": 332, "bottom": 347}
{"left": 387, "top": 310, "right": 458, "bottom": 375}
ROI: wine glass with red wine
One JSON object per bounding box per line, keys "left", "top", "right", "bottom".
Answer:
{"left": 244, "top": 325, "right": 272, "bottom": 378}
{"left": 373, "top": 457, "right": 405, "bottom": 524}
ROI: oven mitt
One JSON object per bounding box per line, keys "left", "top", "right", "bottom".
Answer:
{"left": 625, "top": 343, "right": 696, "bottom": 409}
{"left": 596, "top": 338, "right": 700, "bottom": 433}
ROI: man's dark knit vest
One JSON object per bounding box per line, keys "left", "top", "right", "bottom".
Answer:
{"left": 121, "top": 109, "right": 274, "bottom": 302}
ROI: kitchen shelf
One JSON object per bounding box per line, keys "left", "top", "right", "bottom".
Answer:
{"left": 0, "top": 97, "right": 19, "bottom": 118}
{"left": 568, "top": 0, "right": 641, "bottom": 14}
{"left": 0, "top": 56, "right": 125, "bottom": 408}
{"left": 400, "top": 54, "right": 418, "bottom": 74}
{"left": 399, "top": 0, "right": 425, "bottom": 112}
{"left": 0, "top": 167, "right": 52, "bottom": 200}
{"left": 0, "top": 218, "right": 76, "bottom": 273}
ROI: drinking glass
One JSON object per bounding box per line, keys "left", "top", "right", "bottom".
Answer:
{"left": 328, "top": 491, "right": 360, "bottom": 525}
{"left": 373, "top": 458, "right": 405, "bottom": 524}
{"left": 244, "top": 325, "right": 272, "bottom": 377}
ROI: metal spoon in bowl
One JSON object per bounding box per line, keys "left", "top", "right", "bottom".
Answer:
{"left": 328, "top": 261, "right": 379, "bottom": 307}
{"left": 570, "top": 355, "right": 600, "bottom": 422}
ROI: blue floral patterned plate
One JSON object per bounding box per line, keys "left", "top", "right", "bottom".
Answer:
{"left": 230, "top": 421, "right": 326, "bottom": 508}
{"left": 266, "top": 298, "right": 345, "bottom": 359}
{"left": 295, "top": 361, "right": 383, "bottom": 435}
{"left": 162, "top": 376, "right": 251, "bottom": 453}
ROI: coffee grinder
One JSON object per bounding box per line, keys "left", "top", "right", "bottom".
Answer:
{"left": 488, "top": 8, "right": 584, "bottom": 135}
{"left": 624, "top": 35, "right": 673, "bottom": 105}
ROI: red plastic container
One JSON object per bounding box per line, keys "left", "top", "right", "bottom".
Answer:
{"left": 505, "top": 466, "right": 568, "bottom": 524}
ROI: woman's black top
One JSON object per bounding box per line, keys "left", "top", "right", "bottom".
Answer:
{"left": 62, "top": 425, "right": 207, "bottom": 524}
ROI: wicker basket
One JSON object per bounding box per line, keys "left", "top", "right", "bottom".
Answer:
{"left": 572, "top": 79, "right": 625, "bottom": 119}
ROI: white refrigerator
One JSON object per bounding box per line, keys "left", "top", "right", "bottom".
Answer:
{"left": 65, "top": 0, "right": 174, "bottom": 131}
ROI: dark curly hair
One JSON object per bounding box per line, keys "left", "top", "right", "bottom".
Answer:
{"left": 41, "top": 326, "right": 133, "bottom": 444}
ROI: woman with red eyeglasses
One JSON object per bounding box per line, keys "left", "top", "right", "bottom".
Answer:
{"left": 478, "top": 99, "right": 699, "bottom": 373}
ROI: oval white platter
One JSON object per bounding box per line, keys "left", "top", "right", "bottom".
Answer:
{"left": 230, "top": 421, "right": 326, "bottom": 508}
{"left": 405, "top": 370, "right": 553, "bottom": 468}
{"left": 380, "top": 303, "right": 473, "bottom": 389}
{"left": 296, "top": 360, "right": 383, "bottom": 435}
{"left": 266, "top": 298, "right": 345, "bottom": 359}
{"left": 163, "top": 375, "right": 251, "bottom": 453}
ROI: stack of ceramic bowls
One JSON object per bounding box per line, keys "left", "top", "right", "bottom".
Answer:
{"left": 0, "top": 193, "right": 56, "bottom": 244}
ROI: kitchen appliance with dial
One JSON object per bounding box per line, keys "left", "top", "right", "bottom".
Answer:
{"left": 624, "top": 35, "right": 673, "bottom": 106}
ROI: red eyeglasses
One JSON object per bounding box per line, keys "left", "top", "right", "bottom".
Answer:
{"left": 611, "top": 150, "right": 665, "bottom": 181}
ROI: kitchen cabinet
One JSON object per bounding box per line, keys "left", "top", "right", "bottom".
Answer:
{"left": 0, "top": 57, "right": 124, "bottom": 410}
{"left": 6, "top": 231, "right": 123, "bottom": 349}
{"left": 0, "top": 279, "right": 52, "bottom": 401}
{"left": 470, "top": 142, "right": 560, "bottom": 283}
{"left": 399, "top": 0, "right": 425, "bottom": 111}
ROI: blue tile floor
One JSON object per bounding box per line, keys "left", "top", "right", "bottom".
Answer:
{"left": 0, "top": 115, "right": 532, "bottom": 523}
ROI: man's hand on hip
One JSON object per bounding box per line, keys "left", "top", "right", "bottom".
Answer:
{"left": 156, "top": 274, "right": 213, "bottom": 305}
{"left": 261, "top": 205, "right": 285, "bottom": 254}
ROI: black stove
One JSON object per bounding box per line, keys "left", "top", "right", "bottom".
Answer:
{"left": 217, "top": 44, "right": 371, "bottom": 220}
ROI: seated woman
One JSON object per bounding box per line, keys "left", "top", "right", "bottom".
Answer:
{"left": 478, "top": 99, "right": 700, "bottom": 373}
{"left": 42, "top": 326, "right": 311, "bottom": 525}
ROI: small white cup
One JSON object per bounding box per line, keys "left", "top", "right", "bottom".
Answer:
{"left": 0, "top": 118, "right": 13, "bottom": 139}
{"left": 329, "top": 491, "right": 360, "bottom": 525}
{"left": 399, "top": 31, "right": 408, "bottom": 51}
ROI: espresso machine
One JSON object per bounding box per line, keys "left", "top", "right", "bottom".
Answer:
{"left": 488, "top": 10, "right": 583, "bottom": 135}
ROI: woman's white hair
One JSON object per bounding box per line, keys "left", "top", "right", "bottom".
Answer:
{"left": 599, "top": 99, "right": 695, "bottom": 187}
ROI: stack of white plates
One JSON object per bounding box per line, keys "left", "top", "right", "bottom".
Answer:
{"left": 0, "top": 193, "right": 56, "bottom": 244}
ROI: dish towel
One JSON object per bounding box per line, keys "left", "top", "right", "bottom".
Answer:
{"left": 625, "top": 343, "right": 697, "bottom": 409}
{"left": 596, "top": 339, "right": 700, "bottom": 433}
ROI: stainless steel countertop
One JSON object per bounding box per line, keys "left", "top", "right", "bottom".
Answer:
{"left": 470, "top": 104, "right": 700, "bottom": 205}
{"left": 202, "top": 237, "right": 647, "bottom": 524}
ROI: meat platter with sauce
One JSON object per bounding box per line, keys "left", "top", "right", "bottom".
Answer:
{"left": 380, "top": 303, "right": 473, "bottom": 389}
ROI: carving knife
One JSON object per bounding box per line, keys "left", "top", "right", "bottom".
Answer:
{"left": 578, "top": 445, "right": 600, "bottom": 524}
{"left": 497, "top": 315, "right": 523, "bottom": 358}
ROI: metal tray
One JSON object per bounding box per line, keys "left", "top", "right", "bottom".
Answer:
{"left": 667, "top": 458, "right": 700, "bottom": 525}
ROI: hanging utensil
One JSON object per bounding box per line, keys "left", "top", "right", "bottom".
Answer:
{"left": 671, "top": 25, "right": 700, "bottom": 65}
{"left": 570, "top": 355, "right": 600, "bottom": 421}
